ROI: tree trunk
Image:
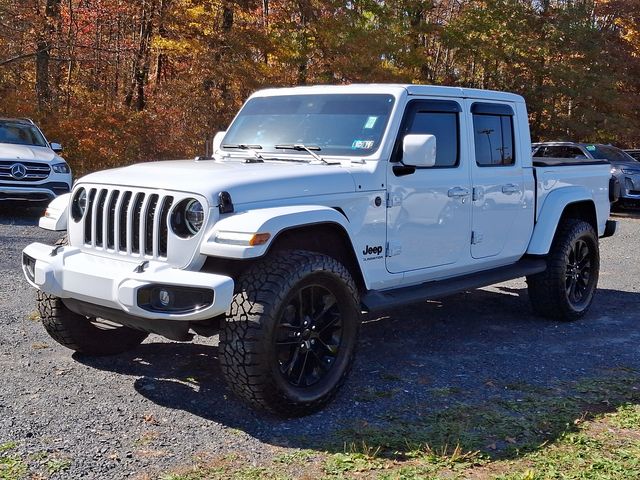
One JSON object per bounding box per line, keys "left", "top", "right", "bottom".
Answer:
{"left": 35, "top": 0, "right": 61, "bottom": 111}
{"left": 154, "top": 0, "right": 171, "bottom": 84}
{"left": 124, "top": 0, "right": 156, "bottom": 110}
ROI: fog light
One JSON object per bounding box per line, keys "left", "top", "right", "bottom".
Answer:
{"left": 137, "top": 285, "right": 214, "bottom": 314}
{"left": 158, "top": 290, "right": 171, "bottom": 307}
{"left": 158, "top": 289, "right": 171, "bottom": 307}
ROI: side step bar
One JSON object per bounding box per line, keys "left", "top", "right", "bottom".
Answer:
{"left": 361, "top": 257, "right": 547, "bottom": 313}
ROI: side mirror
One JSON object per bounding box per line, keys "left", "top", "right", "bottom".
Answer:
{"left": 402, "top": 134, "right": 436, "bottom": 167}
{"left": 212, "top": 131, "right": 226, "bottom": 154}
{"left": 50, "top": 142, "right": 63, "bottom": 153}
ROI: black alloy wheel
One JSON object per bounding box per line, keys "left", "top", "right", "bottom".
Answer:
{"left": 276, "top": 284, "right": 343, "bottom": 388}
{"left": 565, "top": 238, "right": 595, "bottom": 309}
{"left": 220, "top": 250, "right": 361, "bottom": 416}
{"left": 527, "top": 218, "right": 600, "bottom": 321}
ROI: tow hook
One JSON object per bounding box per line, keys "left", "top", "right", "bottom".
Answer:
{"left": 134, "top": 261, "right": 149, "bottom": 273}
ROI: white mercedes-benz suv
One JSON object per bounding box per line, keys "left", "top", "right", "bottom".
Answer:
{"left": 0, "top": 118, "right": 72, "bottom": 205}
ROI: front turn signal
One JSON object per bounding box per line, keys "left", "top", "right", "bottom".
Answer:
{"left": 215, "top": 231, "right": 271, "bottom": 246}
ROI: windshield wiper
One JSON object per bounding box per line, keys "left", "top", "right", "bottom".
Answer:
{"left": 274, "top": 144, "right": 329, "bottom": 164}
{"left": 221, "top": 143, "right": 264, "bottom": 162}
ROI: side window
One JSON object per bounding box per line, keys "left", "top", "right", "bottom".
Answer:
{"left": 472, "top": 103, "right": 515, "bottom": 167}
{"left": 535, "top": 146, "right": 565, "bottom": 158}
{"left": 408, "top": 111, "right": 459, "bottom": 167}
{"left": 533, "top": 146, "right": 587, "bottom": 159}
{"left": 394, "top": 99, "right": 461, "bottom": 167}
{"left": 568, "top": 147, "right": 587, "bottom": 159}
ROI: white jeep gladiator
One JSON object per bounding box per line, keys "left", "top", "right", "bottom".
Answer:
{"left": 22, "top": 85, "right": 615, "bottom": 416}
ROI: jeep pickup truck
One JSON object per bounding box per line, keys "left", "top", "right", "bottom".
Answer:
{"left": 22, "top": 85, "right": 615, "bottom": 416}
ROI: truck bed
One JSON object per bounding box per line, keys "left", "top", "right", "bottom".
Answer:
{"left": 532, "top": 158, "right": 611, "bottom": 235}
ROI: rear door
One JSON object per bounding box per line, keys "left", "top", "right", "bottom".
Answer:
{"left": 466, "top": 101, "right": 526, "bottom": 259}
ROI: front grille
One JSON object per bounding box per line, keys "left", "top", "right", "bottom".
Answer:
{"left": 81, "top": 187, "right": 174, "bottom": 259}
{"left": 0, "top": 161, "right": 51, "bottom": 181}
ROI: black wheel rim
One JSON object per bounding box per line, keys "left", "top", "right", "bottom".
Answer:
{"left": 565, "top": 238, "right": 593, "bottom": 306}
{"left": 275, "top": 284, "right": 343, "bottom": 388}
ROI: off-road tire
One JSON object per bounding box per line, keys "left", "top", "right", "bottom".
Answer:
{"left": 37, "top": 292, "right": 149, "bottom": 355}
{"left": 36, "top": 235, "right": 148, "bottom": 355}
{"left": 220, "top": 250, "right": 361, "bottom": 417}
{"left": 527, "top": 219, "right": 599, "bottom": 321}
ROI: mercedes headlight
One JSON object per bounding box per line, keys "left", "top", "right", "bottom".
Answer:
{"left": 52, "top": 162, "right": 71, "bottom": 174}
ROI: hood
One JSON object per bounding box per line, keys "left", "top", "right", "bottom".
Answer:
{"left": 0, "top": 143, "right": 57, "bottom": 163}
{"left": 611, "top": 159, "right": 640, "bottom": 169}
{"left": 78, "top": 159, "right": 358, "bottom": 205}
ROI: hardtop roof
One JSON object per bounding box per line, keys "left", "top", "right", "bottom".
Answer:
{"left": 251, "top": 84, "right": 525, "bottom": 103}
{"left": 0, "top": 118, "right": 35, "bottom": 126}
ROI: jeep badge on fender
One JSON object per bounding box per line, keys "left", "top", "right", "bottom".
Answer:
{"left": 363, "top": 245, "right": 383, "bottom": 256}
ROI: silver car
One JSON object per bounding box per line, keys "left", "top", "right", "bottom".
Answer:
{"left": 532, "top": 142, "right": 640, "bottom": 204}
{"left": 0, "top": 118, "right": 72, "bottom": 205}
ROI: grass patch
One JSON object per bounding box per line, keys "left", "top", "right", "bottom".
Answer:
{"left": 45, "top": 458, "right": 71, "bottom": 475}
{"left": 494, "top": 427, "right": 640, "bottom": 479}
{"left": 605, "top": 403, "right": 640, "bottom": 429}
{"left": 0, "top": 456, "right": 27, "bottom": 480}
{"left": 323, "top": 451, "right": 385, "bottom": 475}
{"left": 0, "top": 443, "right": 25, "bottom": 480}
{"left": 0, "top": 444, "right": 16, "bottom": 454}
{"left": 159, "top": 372, "right": 640, "bottom": 480}
{"left": 273, "top": 449, "right": 314, "bottom": 465}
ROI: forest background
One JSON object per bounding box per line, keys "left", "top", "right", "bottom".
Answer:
{"left": 1, "top": 0, "right": 639, "bottom": 176}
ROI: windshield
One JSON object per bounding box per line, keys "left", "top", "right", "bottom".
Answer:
{"left": 587, "top": 145, "right": 638, "bottom": 163}
{"left": 0, "top": 122, "right": 48, "bottom": 147}
{"left": 222, "top": 94, "right": 395, "bottom": 157}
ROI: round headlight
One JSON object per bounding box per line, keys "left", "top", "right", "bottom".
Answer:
{"left": 185, "top": 199, "right": 204, "bottom": 234}
{"left": 171, "top": 198, "right": 205, "bottom": 238}
{"left": 71, "top": 188, "right": 87, "bottom": 222}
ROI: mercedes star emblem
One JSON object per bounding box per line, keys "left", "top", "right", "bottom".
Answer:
{"left": 10, "top": 163, "right": 27, "bottom": 180}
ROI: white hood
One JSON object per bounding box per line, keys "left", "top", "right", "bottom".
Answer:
{"left": 0, "top": 143, "right": 58, "bottom": 163}
{"left": 78, "top": 159, "right": 358, "bottom": 205}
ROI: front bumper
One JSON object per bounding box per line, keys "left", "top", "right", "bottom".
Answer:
{"left": 0, "top": 182, "right": 70, "bottom": 202}
{"left": 22, "top": 243, "right": 234, "bottom": 321}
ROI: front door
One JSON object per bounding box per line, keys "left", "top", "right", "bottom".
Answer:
{"left": 386, "top": 98, "right": 472, "bottom": 274}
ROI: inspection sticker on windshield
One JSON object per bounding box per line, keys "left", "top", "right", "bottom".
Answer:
{"left": 352, "top": 140, "right": 375, "bottom": 150}
{"left": 586, "top": 145, "right": 596, "bottom": 151}
{"left": 364, "top": 116, "right": 378, "bottom": 129}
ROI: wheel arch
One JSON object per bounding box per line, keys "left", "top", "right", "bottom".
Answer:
{"left": 38, "top": 193, "right": 70, "bottom": 231}
{"left": 527, "top": 187, "right": 598, "bottom": 255}
{"left": 266, "top": 222, "right": 366, "bottom": 293}
{"left": 199, "top": 205, "right": 366, "bottom": 292}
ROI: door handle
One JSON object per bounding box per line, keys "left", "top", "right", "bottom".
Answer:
{"left": 502, "top": 184, "right": 520, "bottom": 194}
{"left": 448, "top": 187, "right": 470, "bottom": 198}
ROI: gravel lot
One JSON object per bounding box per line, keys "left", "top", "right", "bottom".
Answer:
{"left": 1, "top": 205, "right": 639, "bottom": 479}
